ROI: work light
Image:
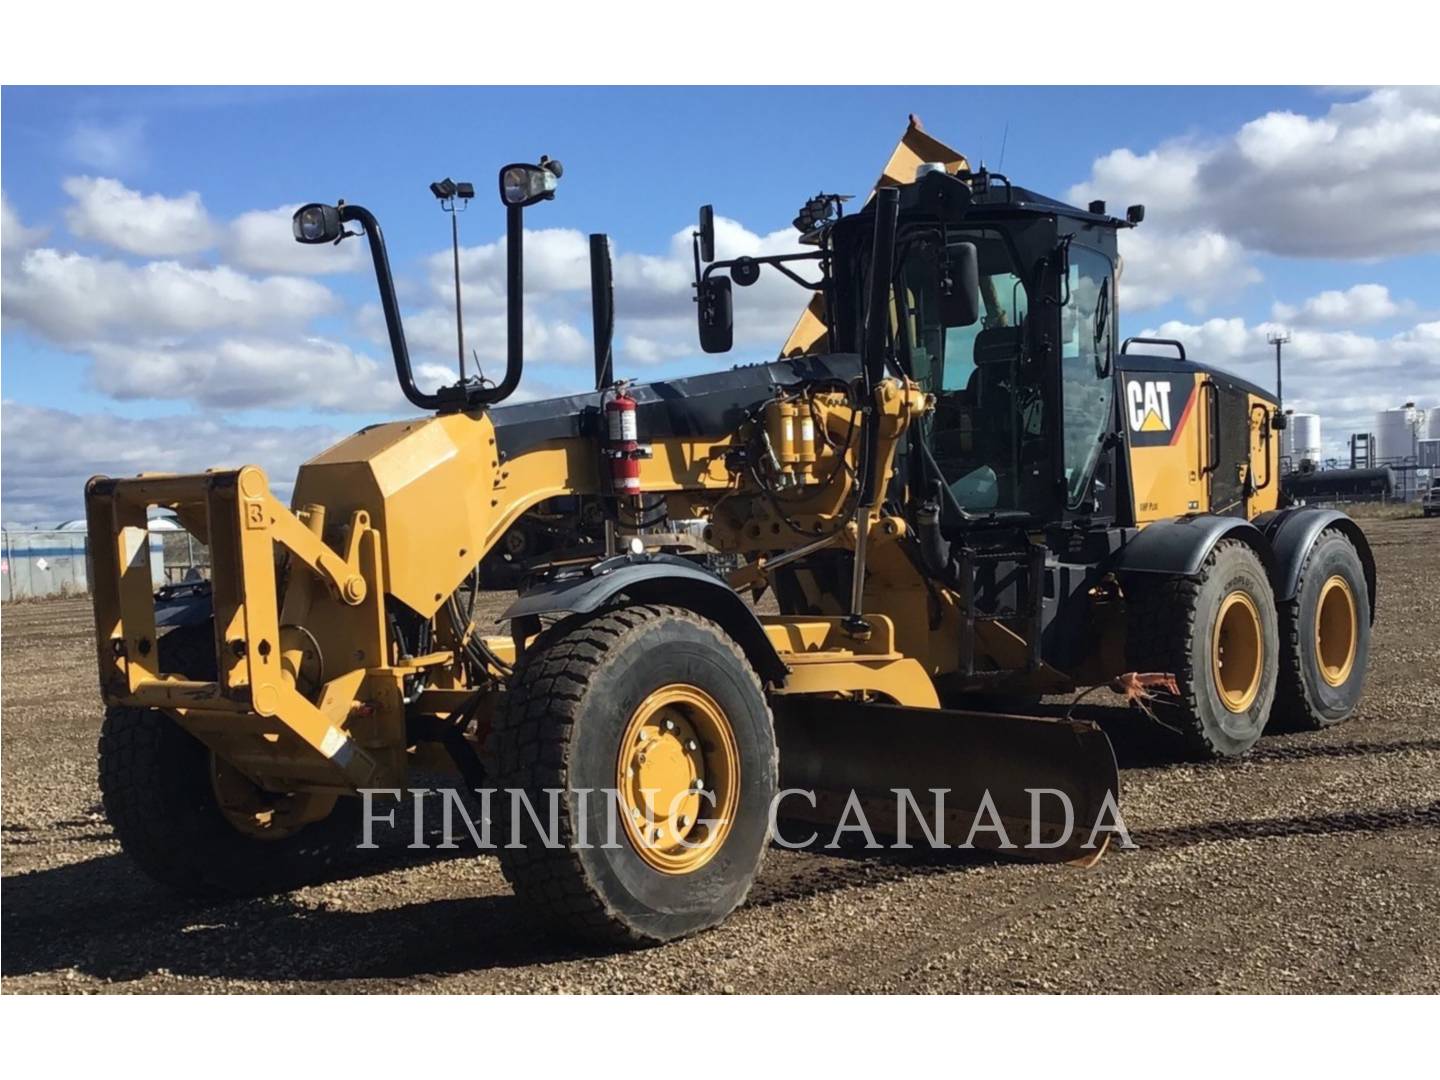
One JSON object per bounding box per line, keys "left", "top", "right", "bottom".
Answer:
{"left": 291, "top": 203, "right": 342, "bottom": 244}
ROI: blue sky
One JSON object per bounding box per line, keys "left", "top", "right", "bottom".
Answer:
{"left": 3, "top": 86, "right": 1438, "bottom": 521}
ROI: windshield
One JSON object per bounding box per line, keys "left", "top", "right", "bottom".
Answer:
{"left": 891, "top": 227, "right": 1046, "bottom": 516}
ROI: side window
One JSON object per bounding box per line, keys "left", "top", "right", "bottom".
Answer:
{"left": 1061, "top": 247, "right": 1115, "bottom": 508}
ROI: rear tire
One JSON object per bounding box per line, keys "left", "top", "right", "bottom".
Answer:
{"left": 98, "top": 624, "right": 348, "bottom": 900}
{"left": 492, "top": 604, "right": 777, "bottom": 947}
{"left": 1272, "top": 529, "right": 1370, "bottom": 730}
{"left": 1128, "top": 539, "right": 1279, "bottom": 758}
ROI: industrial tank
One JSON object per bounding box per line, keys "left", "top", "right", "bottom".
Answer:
{"left": 1281, "top": 412, "right": 1322, "bottom": 466}
{"left": 1373, "top": 405, "right": 1428, "bottom": 464}
{"left": 1282, "top": 466, "right": 1395, "bottom": 504}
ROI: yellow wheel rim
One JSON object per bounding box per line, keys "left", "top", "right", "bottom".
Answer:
{"left": 1315, "top": 575, "right": 1357, "bottom": 687}
{"left": 616, "top": 684, "right": 740, "bottom": 875}
{"left": 1212, "top": 591, "right": 1263, "bottom": 713}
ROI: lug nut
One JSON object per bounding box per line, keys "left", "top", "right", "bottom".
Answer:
{"left": 664, "top": 718, "right": 675, "bottom": 732}
{"left": 692, "top": 778, "right": 704, "bottom": 790}
{"left": 686, "top": 739, "right": 698, "bottom": 752}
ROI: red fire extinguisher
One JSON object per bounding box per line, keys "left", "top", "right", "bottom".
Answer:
{"left": 604, "top": 386, "right": 640, "bottom": 494}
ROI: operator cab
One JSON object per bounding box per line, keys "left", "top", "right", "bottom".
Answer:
{"left": 822, "top": 172, "right": 1136, "bottom": 533}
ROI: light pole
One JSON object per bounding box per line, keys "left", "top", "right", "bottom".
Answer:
{"left": 1267, "top": 329, "right": 1290, "bottom": 412}
{"left": 431, "top": 178, "right": 475, "bottom": 381}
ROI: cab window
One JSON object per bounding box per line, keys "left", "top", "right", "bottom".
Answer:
{"left": 1060, "top": 246, "right": 1115, "bottom": 509}
{"left": 894, "top": 228, "right": 1043, "bottom": 515}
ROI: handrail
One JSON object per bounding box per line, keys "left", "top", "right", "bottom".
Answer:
{"left": 1121, "top": 336, "right": 1187, "bottom": 361}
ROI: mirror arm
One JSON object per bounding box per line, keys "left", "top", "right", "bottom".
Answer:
{"left": 476, "top": 202, "right": 526, "bottom": 406}
{"left": 340, "top": 204, "right": 442, "bottom": 412}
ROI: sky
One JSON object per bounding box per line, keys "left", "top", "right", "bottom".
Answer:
{"left": 2, "top": 85, "right": 1438, "bottom": 523}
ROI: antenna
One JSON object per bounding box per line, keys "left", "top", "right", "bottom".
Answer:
{"left": 997, "top": 120, "right": 1010, "bottom": 173}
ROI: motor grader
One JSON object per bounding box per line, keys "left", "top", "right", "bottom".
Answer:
{"left": 85, "top": 123, "right": 1375, "bottom": 946}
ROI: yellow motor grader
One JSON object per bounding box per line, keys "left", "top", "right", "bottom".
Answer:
{"left": 86, "top": 124, "right": 1374, "bottom": 945}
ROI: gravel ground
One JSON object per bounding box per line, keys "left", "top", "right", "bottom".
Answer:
{"left": 3, "top": 517, "right": 1437, "bottom": 993}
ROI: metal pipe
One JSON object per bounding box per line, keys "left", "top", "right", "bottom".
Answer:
{"left": 488, "top": 202, "right": 526, "bottom": 405}
{"left": 340, "top": 204, "right": 440, "bottom": 412}
{"left": 848, "top": 512, "right": 871, "bottom": 617}
{"left": 846, "top": 186, "right": 900, "bottom": 629}
{"left": 589, "top": 233, "right": 614, "bottom": 390}
{"left": 760, "top": 530, "right": 841, "bottom": 574}
{"left": 452, "top": 212, "right": 466, "bottom": 381}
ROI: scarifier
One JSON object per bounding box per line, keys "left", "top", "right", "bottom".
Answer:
{"left": 86, "top": 120, "right": 1375, "bottom": 945}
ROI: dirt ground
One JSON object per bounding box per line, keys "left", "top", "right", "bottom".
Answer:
{"left": 3, "top": 517, "right": 1437, "bottom": 994}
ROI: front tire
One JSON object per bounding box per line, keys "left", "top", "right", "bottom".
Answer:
{"left": 1272, "top": 529, "right": 1370, "bottom": 729}
{"left": 1129, "top": 539, "right": 1280, "bottom": 758}
{"left": 98, "top": 624, "right": 345, "bottom": 900}
{"left": 493, "top": 604, "right": 777, "bottom": 946}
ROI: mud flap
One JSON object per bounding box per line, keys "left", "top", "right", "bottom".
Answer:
{"left": 773, "top": 699, "right": 1121, "bottom": 864}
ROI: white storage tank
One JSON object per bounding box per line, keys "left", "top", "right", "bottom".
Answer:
{"left": 1281, "top": 412, "right": 1322, "bottom": 466}
{"left": 1373, "top": 404, "right": 1427, "bottom": 463}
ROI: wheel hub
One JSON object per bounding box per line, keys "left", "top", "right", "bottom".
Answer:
{"left": 1315, "top": 574, "right": 1357, "bottom": 687}
{"left": 616, "top": 684, "right": 739, "bottom": 874}
{"left": 1212, "top": 590, "right": 1263, "bottom": 713}
{"left": 210, "top": 756, "right": 333, "bottom": 840}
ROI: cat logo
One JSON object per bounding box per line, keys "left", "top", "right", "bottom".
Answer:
{"left": 1124, "top": 374, "right": 1196, "bottom": 448}
{"left": 1127, "top": 379, "right": 1173, "bottom": 432}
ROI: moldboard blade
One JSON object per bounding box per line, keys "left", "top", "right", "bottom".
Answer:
{"left": 773, "top": 699, "right": 1121, "bottom": 864}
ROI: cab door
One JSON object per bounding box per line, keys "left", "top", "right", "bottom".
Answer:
{"left": 1206, "top": 377, "right": 1251, "bottom": 516}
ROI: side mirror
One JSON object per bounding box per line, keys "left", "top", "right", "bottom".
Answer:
{"left": 1126, "top": 204, "right": 1145, "bottom": 225}
{"left": 698, "top": 205, "right": 716, "bottom": 264}
{"left": 499, "top": 158, "right": 563, "bottom": 207}
{"left": 697, "top": 275, "right": 733, "bottom": 354}
{"left": 941, "top": 241, "right": 981, "bottom": 327}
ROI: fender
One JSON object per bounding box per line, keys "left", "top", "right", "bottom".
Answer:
{"left": 503, "top": 553, "right": 788, "bottom": 684}
{"left": 1110, "top": 514, "right": 1275, "bottom": 580}
{"left": 1252, "top": 507, "right": 1377, "bottom": 622}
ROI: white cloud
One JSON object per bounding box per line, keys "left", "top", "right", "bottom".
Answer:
{"left": 2, "top": 191, "right": 47, "bottom": 255}
{"left": 2, "top": 248, "right": 336, "bottom": 344}
{"left": 1118, "top": 226, "right": 1261, "bottom": 313}
{"left": 1070, "top": 87, "right": 1440, "bottom": 262}
{"left": 0, "top": 401, "right": 343, "bottom": 525}
{"left": 1271, "top": 283, "right": 1409, "bottom": 325}
{"left": 430, "top": 227, "right": 592, "bottom": 308}
{"left": 407, "top": 213, "right": 813, "bottom": 374}
{"left": 620, "top": 333, "right": 695, "bottom": 366}
{"left": 227, "top": 205, "right": 364, "bottom": 275}
{"left": 63, "top": 176, "right": 216, "bottom": 256}
{"left": 1074, "top": 144, "right": 1207, "bottom": 216}
{"left": 384, "top": 304, "right": 592, "bottom": 371}
{"left": 64, "top": 118, "right": 146, "bottom": 173}
{"left": 1139, "top": 315, "right": 1440, "bottom": 455}
{"left": 86, "top": 337, "right": 401, "bottom": 412}
{"left": 613, "top": 216, "right": 810, "bottom": 353}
